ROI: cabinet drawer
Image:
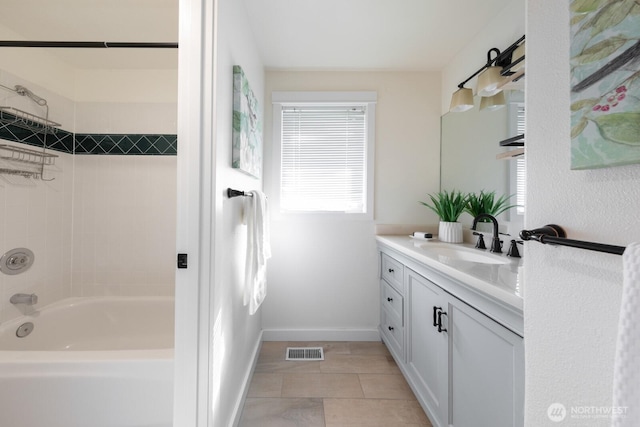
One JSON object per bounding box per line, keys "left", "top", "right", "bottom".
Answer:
{"left": 381, "top": 253, "right": 404, "bottom": 291}
{"left": 381, "top": 308, "right": 404, "bottom": 357}
{"left": 382, "top": 280, "right": 403, "bottom": 324}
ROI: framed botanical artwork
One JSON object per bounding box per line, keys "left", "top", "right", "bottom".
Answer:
{"left": 570, "top": 0, "right": 640, "bottom": 169}
{"left": 232, "top": 65, "right": 262, "bottom": 178}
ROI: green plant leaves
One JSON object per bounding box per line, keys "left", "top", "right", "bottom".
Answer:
{"left": 572, "top": 117, "right": 589, "bottom": 138}
{"left": 419, "top": 190, "right": 468, "bottom": 223}
{"left": 573, "top": 37, "right": 627, "bottom": 65}
{"left": 586, "top": 0, "right": 636, "bottom": 37}
{"left": 464, "top": 191, "right": 517, "bottom": 220}
{"left": 421, "top": 191, "right": 516, "bottom": 223}
{"left": 571, "top": 0, "right": 607, "bottom": 14}
{"left": 570, "top": 98, "right": 599, "bottom": 111}
{"left": 593, "top": 113, "right": 640, "bottom": 144}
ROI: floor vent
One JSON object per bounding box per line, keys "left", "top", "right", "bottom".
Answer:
{"left": 285, "top": 347, "right": 324, "bottom": 361}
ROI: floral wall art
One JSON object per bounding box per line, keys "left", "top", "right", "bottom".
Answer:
{"left": 232, "top": 65, "right": 262, "bottom": 178}
{"left": 570, "top": 0, "right": 640, "bottom": 169}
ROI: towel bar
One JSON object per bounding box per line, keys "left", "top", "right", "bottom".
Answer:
{"left": 227, "top": 188, "right": 253, "bottom": 198}
{"left": 520, "top": 225, "right": 626, "bottom": 255}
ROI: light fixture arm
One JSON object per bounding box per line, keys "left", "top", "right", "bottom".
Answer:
{"left": 486, "top": 48, "right": 501, "bottom": 65}
{"left": 457, "top": 64, "right": 488, "bottom": 89}
{"left": 455, "top": 35, "right": 525, "bottom": 89}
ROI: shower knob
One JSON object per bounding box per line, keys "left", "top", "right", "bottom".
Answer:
{"left": 0, "top": 248, "right": 35, "bottom": 275}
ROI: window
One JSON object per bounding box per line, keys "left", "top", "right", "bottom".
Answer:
{"left": 272, "top": 92, "right": 376, "bottom": 218}
{"left": 509, "top": 101, "right": 526, "bottom": 216}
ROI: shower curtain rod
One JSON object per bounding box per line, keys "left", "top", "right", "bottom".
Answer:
{"left": 0, "top": 41, "right": 178, "bottom": 49}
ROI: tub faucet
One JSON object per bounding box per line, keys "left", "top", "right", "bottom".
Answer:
{"left": 472, "top": 214, "right": 502, "bottom": 254}
{"left": 10, "top": 293, "right": 38, "bottom": 305}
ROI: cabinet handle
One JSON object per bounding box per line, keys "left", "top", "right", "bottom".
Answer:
{"left": 433, "top": 306, "right": 440, "bottom": 327}
{"left": 388, "top": 326, "right": 395, "bottom": 331}
{"left": 388, "top": 268, "right": 395, "bottom": 273}
{"left": 387, "top": 297, "right": 393, "bottom": 302}
{"left": 437, "top": 309, "right": 448, "bottom": 333}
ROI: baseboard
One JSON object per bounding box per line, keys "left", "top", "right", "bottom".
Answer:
{"left": 262, "top": 328, "right": 381, "bottom": 342}
{"left": 231, "top": 329, "right": 263, "bottom": 427}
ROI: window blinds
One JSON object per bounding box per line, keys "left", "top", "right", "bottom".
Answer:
{"left": 280, "top": 105, "right": 367, "bottom": 213}
{"left": 516, "top": 104, "right": 526, "bottom": 215}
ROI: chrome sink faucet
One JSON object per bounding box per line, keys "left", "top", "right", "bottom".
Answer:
{"left": 10, "top": 293, "right": 38, "bottom": 305}
{"left": 471, "top": 214, "right": 502, "bottom": 254}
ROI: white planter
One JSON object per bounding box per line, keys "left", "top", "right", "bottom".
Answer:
{"left": 438, "top": 221, "right": 463, "bottom": 243}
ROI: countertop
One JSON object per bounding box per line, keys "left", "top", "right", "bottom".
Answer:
{"left": 376, "top": 235, "right": 523, "bottom": 311}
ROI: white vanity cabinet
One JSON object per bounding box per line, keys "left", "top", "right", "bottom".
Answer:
{"left": 377, "top": 241, "right": 524, "bottom": 427}
{"left": 405, "top": 268, "right": 449, "bottom": 425}
{"left": 379, "top": 253, "right": 405, "bottom": 360}
{"left": 448, "top": 297, "right": 524, "bottom": 427}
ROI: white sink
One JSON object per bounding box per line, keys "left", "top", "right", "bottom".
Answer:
{"left": 418, "top": 243, "right": 511, "bottom": 265}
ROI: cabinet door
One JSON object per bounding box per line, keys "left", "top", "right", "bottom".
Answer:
{"left": 449, "top": 300, "right": 524, "bottom": 427}
{"left": 406, "top": 269, "right": 448, "bottom": 427}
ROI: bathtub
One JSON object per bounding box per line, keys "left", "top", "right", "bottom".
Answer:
{"left": 0, "top": 296, "right": 174, "bottom": 427}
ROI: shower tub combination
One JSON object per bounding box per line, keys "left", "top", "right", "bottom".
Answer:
{"left": 0, "top": 296, "right": 174, "bottom": 427}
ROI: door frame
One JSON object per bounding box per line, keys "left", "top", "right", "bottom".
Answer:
{"left": 174, "top": 0, "right": 217, "bottom": 425}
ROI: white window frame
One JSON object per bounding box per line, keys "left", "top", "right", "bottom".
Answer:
{"left": 271, "top": 91, "right": 376, "bottom": 220}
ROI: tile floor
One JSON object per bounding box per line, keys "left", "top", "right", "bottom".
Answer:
{"left": 238, "top": 341, "right": 432, "bottom": 427}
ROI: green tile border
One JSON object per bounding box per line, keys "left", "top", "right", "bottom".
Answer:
{"left": 74, "top": 134, "right": 177, "bottom": 155}
{"left": 0, "top": 112, "right": 177, "bottom": 156}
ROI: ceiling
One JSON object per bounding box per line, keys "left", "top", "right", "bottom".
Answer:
{"left": 0, "top": 0, "right": 178, "bottom": 69}
{"left": 0, "top": 0, "right": 511, "bottom": 71}
{"left": 244, "top": 0, "right": 512, "bottom": 70}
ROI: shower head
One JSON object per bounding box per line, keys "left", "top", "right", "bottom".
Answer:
{"left": 14, "top": 85, "right": 47, "bottom": 106}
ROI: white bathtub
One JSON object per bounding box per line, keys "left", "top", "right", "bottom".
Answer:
{"left": 0, "top": 296, "right": 174, "bottom": 427}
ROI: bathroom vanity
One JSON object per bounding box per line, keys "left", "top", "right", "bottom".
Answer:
{"left": 376, "top": 235, "right": 524, "bottom": 427}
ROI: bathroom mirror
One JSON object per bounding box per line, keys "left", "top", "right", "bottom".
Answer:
{"left": 440, "top": 90, "right": 524, "bottom": 223}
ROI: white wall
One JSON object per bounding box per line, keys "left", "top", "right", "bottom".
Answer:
{"left": 0, "top": 26, "right": 76, "bottom": 99}
{"left": 525, "top": 2, "right": 640, "bottom": 426}
{"left": 210, "top": 0, "right": 265, "bottom": 424}
{"left": 263, "top": 71, "right": 441, "bottom": 339}
{"left": 71, "top": 70, "right": 178, "bottom": 298}
{"left": 71, "top": 155, "right": 176, "bottom": 297}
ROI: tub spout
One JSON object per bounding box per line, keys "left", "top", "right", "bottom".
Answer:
{"left": 10, "top": 293, "right": 38, "bottom": 305}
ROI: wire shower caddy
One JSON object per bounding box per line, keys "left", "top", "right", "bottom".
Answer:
{"left": 0, "top": 85, "right": 61, "bottom": 180}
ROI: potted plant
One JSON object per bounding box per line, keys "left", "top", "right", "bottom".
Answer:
{"left": 465, "top": 190, "right": 517, "bottom": 222}
{"left": 420, "top": 190, "right": 468, "bottom": 243}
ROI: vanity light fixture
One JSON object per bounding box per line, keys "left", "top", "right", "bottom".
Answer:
{"left": 509, "top": 41, "right": 525, "bottom": 72}
{"left": 449, "top": 87, "right": 474, "bottom": 112}
{"left": 477, "top": 48, "right": 506, "bottom": 97}
{"left": 479, "top": 91, "right": 506, "bottom": 111}
{"left": 448, "top": 35, "right": 525, "bottom": 113}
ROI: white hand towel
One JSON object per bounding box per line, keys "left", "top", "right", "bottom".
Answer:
{"left": 612, "top": 242, "right": 640, "bottom": 426}
{"left": 244, "top": 190, "right": 271, "bottom": 315}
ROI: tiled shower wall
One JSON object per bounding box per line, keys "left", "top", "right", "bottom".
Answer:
{"left": 0, "top": 69, "right": 177, "bottom": 323}
{"left": 71, "top": 155, "right": 176, "bottom": 297}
